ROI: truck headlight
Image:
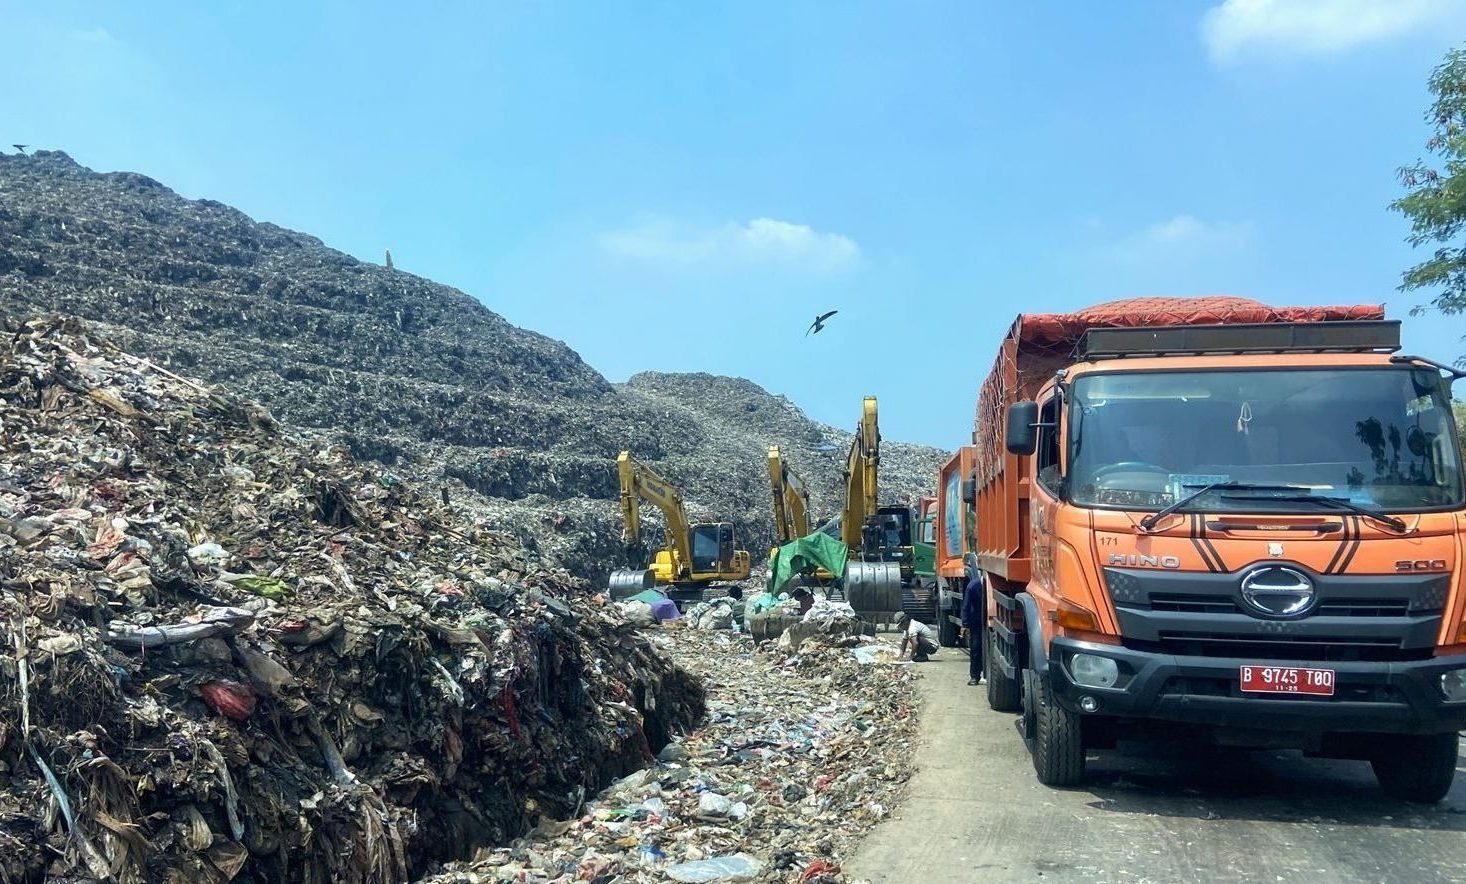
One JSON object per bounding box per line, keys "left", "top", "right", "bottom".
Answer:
{"left": 1441, "top": 670, "right": 1466, "bottom": 702}
{"left": 1071, "top": 654, "right": 1119, "bottom": 689}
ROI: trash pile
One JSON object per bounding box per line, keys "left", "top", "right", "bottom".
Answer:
{"left": 0, "top": 151, "right": 946, "bottom": 588}
{"left": 428, "top": 629, "right": 918, "bottom": 883}
{"left": 0, "top": 316, "right": 705, "bottom": 884}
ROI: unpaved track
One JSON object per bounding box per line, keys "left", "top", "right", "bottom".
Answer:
{"left": 848, "top": 653, "right": 1466, "bottom": 884}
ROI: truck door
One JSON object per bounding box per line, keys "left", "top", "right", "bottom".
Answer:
{"left": 1029, "top": 393, "right": 1064, "bottom": 620}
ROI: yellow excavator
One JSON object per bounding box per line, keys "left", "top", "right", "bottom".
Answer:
{"left": 834, "top": 397, "right": 913, "bottom": 617}
{"left": 607, "top": 451, "right": 751, "bottom": 605}
{"left": 766, "top": 445, "right": 814, "bottom": 546}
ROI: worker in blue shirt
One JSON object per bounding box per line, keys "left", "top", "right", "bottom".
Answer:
{"left": 961, "top": 573, "right": 984, "bottom": 686}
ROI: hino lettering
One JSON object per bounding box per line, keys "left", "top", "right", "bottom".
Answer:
{"left": 1107, "top": 554, "right": 1181, "bottom": 569}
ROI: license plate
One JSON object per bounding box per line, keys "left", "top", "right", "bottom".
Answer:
{"left": 1239, "top": 665, "right": 1335, "bottom": 696}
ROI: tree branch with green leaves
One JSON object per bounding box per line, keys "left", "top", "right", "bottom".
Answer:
{"left": 1395, "top": 47, "right": 1466, "bottom": 348}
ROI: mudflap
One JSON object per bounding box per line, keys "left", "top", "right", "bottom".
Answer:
{"left": 991, "top": 590, "right": 1028, "bottom": 679}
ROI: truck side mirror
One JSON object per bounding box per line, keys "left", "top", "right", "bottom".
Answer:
{"left": 1006, "top": 401, "right": 1039, "bottom": 455}
{"left": 961, "top": 477, "right": 976, "bottom": 505}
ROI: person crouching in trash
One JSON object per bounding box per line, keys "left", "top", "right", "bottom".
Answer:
{"left": 897, "top": 613, "right": 939, "bottom": 662}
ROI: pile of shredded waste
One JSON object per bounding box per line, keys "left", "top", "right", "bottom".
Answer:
{"left": 429, "top": 629, "right": 918, "bottom": 883}
{"left": 0, "top": 316, "right": 704, "bottom": 884}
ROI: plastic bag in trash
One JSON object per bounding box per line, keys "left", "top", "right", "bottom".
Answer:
{"left": 851, "top": 643, "right": 904, "bottom": 665}
{"left": 617, "top": 600, "right": 656, "bottom": 626}
{"left": 665, "top": 853, "right": 764, "bottom": 882}
{"left": 696, "top": 791, "right": 733, "bottom": 818}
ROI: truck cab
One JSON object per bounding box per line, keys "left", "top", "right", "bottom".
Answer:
{"left": 983, "top": 310, "right": 1466, "bottom": 801}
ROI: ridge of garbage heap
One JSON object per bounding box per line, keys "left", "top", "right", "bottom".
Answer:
{"left": 0, "top": 315, "right": 705, "bottom": 884}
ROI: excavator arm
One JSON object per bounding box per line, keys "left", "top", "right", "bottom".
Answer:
{"left": 617, "top": 450, "right": 693, "bottom": 572}
{"left": 840, "top": 396, "right": 880, "bottom": 550}
{"left": 611, "top": 451, "right": 752, "bottom": 602}
{"left": 767, "top": 445, "right": 813, "bottom": 543}
{"left": 832, "top": 397, "right": 905, "bottom": 618}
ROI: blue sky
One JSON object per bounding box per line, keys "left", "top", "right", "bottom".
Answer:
{"left": 3, "top": 1, "right": 1466, "bottom": 449}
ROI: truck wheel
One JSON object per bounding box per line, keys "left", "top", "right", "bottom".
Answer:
{"left": 985, "top": 627, "right": 1022, "bottom": 712}
{"left": 1025, "top": 668, "right": 1086, "bottom": 787}
{"left": 1371, "top": 732, "right": 1459, "bottom": 803}
{"left": 938, "top": 612, "right": 960, "bottom": 648}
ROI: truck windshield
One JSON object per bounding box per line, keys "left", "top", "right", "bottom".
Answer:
{"left": 1067, "top": 368, "right": 1463, "bottom": 513}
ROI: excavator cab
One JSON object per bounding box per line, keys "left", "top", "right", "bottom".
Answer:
{"left": 690, "top": 522, "right": 736, "bottom": 572}
{"left": 864, "top": 505, "right": 914, "bottom": 570}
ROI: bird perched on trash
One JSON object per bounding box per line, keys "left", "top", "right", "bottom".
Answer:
{"left": 806, "top": 310, "right": 838, "bottom": 336}
{"left": 384, "top": 249, "right": 394, "bottom": 270}
{"left": 12, "top": 145, "right": 28, "bottom": 155}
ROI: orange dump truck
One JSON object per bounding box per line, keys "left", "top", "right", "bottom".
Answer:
{"left": 933, "top": 447, "right": 976, "bottom": 647}
{"left": 971, "top": 297, "right": 1466, "bottom": 800}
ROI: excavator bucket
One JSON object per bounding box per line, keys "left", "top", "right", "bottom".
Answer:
{"left": 608, "top": 567, "right": 655, "bottom": 600}
{"left": 843, "top": 561, "right": 902, "bottom": 618}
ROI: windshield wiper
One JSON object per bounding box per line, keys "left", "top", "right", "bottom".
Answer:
{"left": 1138, "top": 481, "right": 1308, "bottom": 532}
{"left": 1220, "top": 492, "right": 1409, "bottom": 534}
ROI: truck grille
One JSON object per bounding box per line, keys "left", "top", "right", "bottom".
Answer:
{"left": 1148, "top": 593, "right": 1410, "bottom": 618}
{"left": 1144, "top": 632, "right": 1416, "bottom": 663}
{"left": 1105, "top": 567, "right": 1446, "bottom": 662}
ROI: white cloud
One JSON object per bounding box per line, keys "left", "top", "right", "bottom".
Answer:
{"left": 70, "top": 27, "right": 119, "bottom": 47}
{"left": 599, "top": 216, "right": 861, "bottom": 274}
{"left": 1201, "top": 0, "right": 1460, "bottom": 62}
{"left": 1102, "top": 215, "right": 1255, "bottom": 265}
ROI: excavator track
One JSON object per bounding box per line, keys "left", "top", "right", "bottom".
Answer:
{"left": 901, "top": 581, "right": 940, "bottom": 625}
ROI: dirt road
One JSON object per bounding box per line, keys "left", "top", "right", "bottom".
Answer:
{"left": 847, "top": 652, "right": 1466, "bottom": 884}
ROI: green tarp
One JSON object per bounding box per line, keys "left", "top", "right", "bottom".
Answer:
{"left": 768, "top": 531, "right": 849, "bottom": 595}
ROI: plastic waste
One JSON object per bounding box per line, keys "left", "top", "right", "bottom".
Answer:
{"left": 665, "top": 853, "right": 764, "bottom": 882}
{"left": 697, "top": 791, "right": 733, "bottom": 817}
{"left": 186, "top": 541, "right": 229, "bottom": 567}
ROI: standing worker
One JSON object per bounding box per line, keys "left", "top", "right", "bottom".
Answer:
{"left": 961, "top": 573, "right": 984, "bottom": 685}
{"left": 897, "top": 613, "right": 938, "bottom": 662}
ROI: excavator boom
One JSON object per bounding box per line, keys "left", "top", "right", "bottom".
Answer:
{"left": 616, "top": 450, "right": 693, "bottom": 569}
{"left": 767, "top": 445, "right": 813, "bottom": 543}
{"left": 829, "top": 397, "right": 902, "bottom": 617}
{"left": 840, "top": 397, "right": 880, "bottom": 550}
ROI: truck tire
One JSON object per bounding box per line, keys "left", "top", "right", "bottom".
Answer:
{"left": 986, "top": 627, "right": 1022, "bottom": 712}
{"left": 938, "top": 609, "right": 960, "bottom": 648}
{"left": 1371, "top": 732, "right": 1459, "bottom": 803}
{"left": 1024, "top": 668, "right": 1085, "bottom": 787}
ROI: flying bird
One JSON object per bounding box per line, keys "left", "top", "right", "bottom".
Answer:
{"left": 806, "top": 310, "right": 838, "bottom": 336}
{"left": 12, "top": 145, "right": 27, "bottom": 155}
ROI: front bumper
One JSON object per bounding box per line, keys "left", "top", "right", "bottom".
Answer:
{"left": 1049, "top": 637, "right": 1466, "bottom": 734}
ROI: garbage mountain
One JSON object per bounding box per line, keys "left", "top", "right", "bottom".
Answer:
{"left": 0, "top": 316, "right": 703, "bottom": 884}
{"left": 0, "top": 150, "right": 947, "bottom": 584}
